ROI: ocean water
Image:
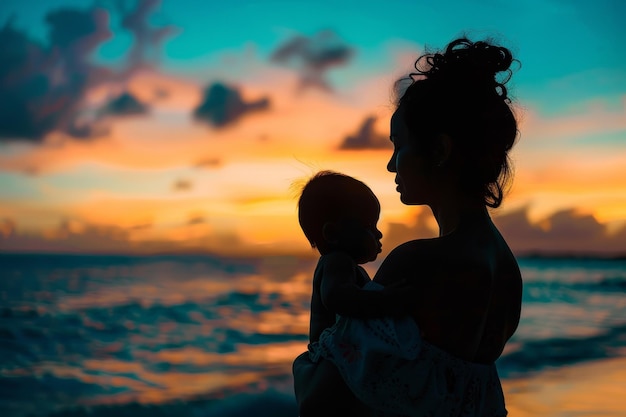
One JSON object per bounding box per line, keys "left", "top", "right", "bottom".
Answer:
{"left": 1, "top": 253, "right": 625, "bottom": 417}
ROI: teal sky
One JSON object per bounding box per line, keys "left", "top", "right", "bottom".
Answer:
{"left": 2, "top": 0, "right": 625, "bottom": 115}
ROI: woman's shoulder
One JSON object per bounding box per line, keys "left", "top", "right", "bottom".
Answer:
{"left": 373, "top": 238, "right": 444, "bottom": 285}
{"left": 374, "top": 228, "right": 505, "bottom": 284}
{"left": 386, "top": 237, "right": 448, "bottom": 262}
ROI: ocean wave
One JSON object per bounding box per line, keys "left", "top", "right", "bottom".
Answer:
{"left": 0, "top": 378, "right": 297, "bottom": 417}
{"left": 572, "top": 277, "right": 626, "bottom": 292}
{"left": 2, "top": 253, "right": 626, "bottom": 416}
{"left": 497, "top": 322, "right": 626, "bottom": 377}
{"left": 42, "top": 391, "right": 298, "bottom": 417}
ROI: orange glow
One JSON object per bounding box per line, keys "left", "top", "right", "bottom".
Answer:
{"left": 503, "top": 357, "right": 626, "bottom": 417}
{"left": 519, "top": 97, "right": 626, "bottom": 145}
{"left": 1, "top": 67, "right": 624, "bottom": 256}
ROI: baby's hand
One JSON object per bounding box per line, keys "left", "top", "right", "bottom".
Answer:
{"left": 382, "top": 280, "right": 419, "bottom": 315}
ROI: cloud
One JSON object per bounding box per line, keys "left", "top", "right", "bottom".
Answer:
{"left": 99, "top": 91, "right": 149, "bottom": 117}
{"left": 3, "top": 207, "right": 625, "bottom": 257}
{"left": 493, "top": 207, "right": 626, "bottom": 256}
{"left": 193, "top": 82, "right": 270, "bottom": 128}
{"left": 153, "top": 87, "right": 170, "bottom": 99}
{"left": 0, "top": 0, "right": 173, "bottom": 143}
{"left": 0, "top": 9, "right": 112, "bottom": 142}
{"left": 0, "top": 218, "right": 17, "bottom": 238}
{"left": 194, "top": 157, "right": 222, "bottom": 169}
{"left": 0, "top": 218, "right": 250, "bottom": 255}
{"left": 0, "top": 57, "right": 392, "bottom": 174}
{"left": 339, "top": 116, "right": 391, "bottom": 150}
{"left": 127, "top": 222, "right": 152, "bottom": 231}
{"left": 0, "top": 218, "right": 134, "bottom": 253}
{"left": 172, "top": 179, "right": 192, "bottom": 191}
{"left": 377, "top": 207, "right": 626, "bottom": 257}
{"left": 270, "top": 29, "right": 354, "bottom": 91}
{"left": 187, "top": 214, "right": 205, "bottom": 225}
{"left": 117, "top": 0, "right": 176, "bottom": 69}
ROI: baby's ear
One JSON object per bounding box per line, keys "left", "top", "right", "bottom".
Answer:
{"left": 322, "top": 222, "right": 340, "bottom": 244}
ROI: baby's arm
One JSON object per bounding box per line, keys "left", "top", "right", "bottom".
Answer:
{"left": 320, "top": 252, "right": 416, "bottom": 318}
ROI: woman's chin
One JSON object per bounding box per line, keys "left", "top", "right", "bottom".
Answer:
{"left": 399, "top": 193, "right": 411, "bottom": 204}
{"left": 400, "top": 194, "right": 420, "bottom": 205}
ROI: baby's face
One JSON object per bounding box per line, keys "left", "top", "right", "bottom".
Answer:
{"left": 336, "top": 204, "right": 383, "bottom": 264}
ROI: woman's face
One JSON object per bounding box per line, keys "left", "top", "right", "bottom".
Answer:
{"left": 387, "top": 107, "right": 433, "bottom": 205}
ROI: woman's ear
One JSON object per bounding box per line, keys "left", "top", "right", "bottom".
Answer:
{"left": 434, "top": 133, "right": 453, "bottom": 166}
{"left": 322, "top": 222, "right": 340, "bottom": 244}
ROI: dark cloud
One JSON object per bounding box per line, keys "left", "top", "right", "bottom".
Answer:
{"left": 1, "top": 218, "right": 17, "bottom": 238}
{"left": 270, "top": 29, "right": 354, "bottom": 91}
{"left": 128, "top": 222, "right": 152, "bottom": 231}
{"left": 100, "top": 92, "right": 149, "bottom": 117}
{"left": 493, "top": 208, "right": 626, "bottom": 256}
{"left": 546, "top": 210, "right": 605, "bottom": 241}
{"left": 339, "top": 116, "right": 391, "bottom": 150}
{"left": 0, "top": 218, "right": 247, "bottom": 255}
{"left": 46, "top": 7, "right": 112, "bottom": 52}
{"left": 193, "top": 83, "right": 270, "bottom": 128}
{"left": 0, "top": 0, "right": 173, "bottom": 143}
{"left": 153, "top": 87, "right": 169, "bottom": 99}
{"left": 117, "top": 0, "right": 176, "bottom": 69}
{"left": 2, "top": 219, "right": 134, "bottom": 253}
{"left": 172, "top": 179, "right": 192, "bottom": 191}
{"left": 194, "top": 157, "right": 222, "bottom": 169}
{"left": 187, "top": 214, "right": 205, "bottom": 225}
{"left": 0, "top": 9, "right": 112, "bottom": 142}
{"left": 378, "top": 207, "right": 626, "bottom": 257}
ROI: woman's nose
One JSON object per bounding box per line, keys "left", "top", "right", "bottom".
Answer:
{"left": 387, "top": 153, "right": 396, "bottom": 172}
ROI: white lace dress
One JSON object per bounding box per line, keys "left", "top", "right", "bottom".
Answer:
{"left": 308, "top": 282, "right": 507, "bottom": 417}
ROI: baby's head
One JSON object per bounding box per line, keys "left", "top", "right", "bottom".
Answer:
{"left": 298, "top": 171, "right": 383, "bottom": 263}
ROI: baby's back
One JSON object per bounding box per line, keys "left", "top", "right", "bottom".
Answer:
{"left": 309, "top": 256, "right": 371, "bottom": 343}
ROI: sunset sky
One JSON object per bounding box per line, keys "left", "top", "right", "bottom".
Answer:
{"left": 1, "top": 0, "right": 625, "bottom": 256}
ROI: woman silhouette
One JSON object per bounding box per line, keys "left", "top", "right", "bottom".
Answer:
{"left": 294, "top": 37, "right": 523, "bottom": 417}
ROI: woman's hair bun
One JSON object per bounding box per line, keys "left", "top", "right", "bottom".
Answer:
{"left": 397, "top": 36, "right": 520, "bottom": 208}
{"left": 415, "top": 37, "right": 515, "bottom": 100}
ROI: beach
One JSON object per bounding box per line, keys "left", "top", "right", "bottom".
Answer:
{"left": 503, "top": 357, "right": 626, "bottom": 417}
